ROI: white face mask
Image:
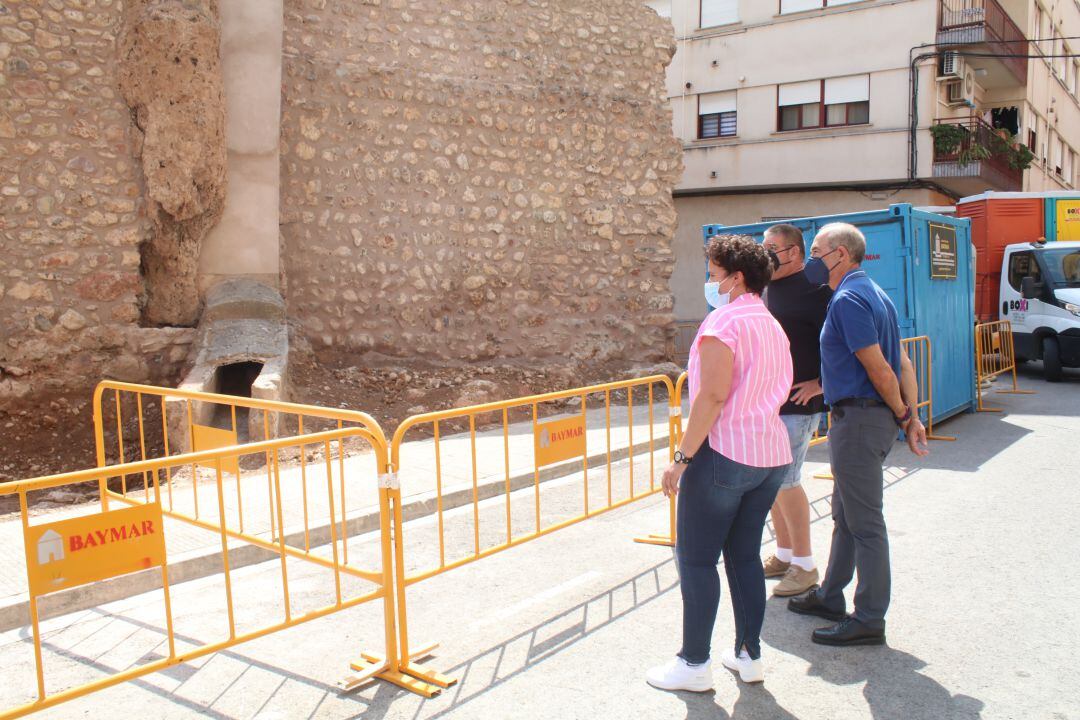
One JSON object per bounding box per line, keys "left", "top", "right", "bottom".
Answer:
{"left": 704, "top": 276, "right": 734, "bottom": 309}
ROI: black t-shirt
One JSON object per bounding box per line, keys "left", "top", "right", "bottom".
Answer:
{"left": 763, "top": 270, "right": 833, "bottom": 415}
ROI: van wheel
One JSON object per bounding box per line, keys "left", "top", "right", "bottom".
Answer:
{"left": 1042, "top": 336, "right": 1063, "bottom": 383}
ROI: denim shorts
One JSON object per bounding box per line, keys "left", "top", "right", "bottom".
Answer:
{"left": 778, "top": 413, "right": 823, "bottom": 490}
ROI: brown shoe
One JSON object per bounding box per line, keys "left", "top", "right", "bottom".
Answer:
{"left": 762, "top": 555, "right": 790, "bottom": 578}
{"left": 773, "top": 565, "right": 820, "bottom": 597}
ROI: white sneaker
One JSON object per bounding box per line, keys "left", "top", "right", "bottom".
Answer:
{"left": 645, "top": 656, "right": 714, "bottom": 692}
{"left": 720, "top": 648, "right": 764, "bottom": 683}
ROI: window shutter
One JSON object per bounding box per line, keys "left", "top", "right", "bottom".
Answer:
{"left": 824, "top": 75, "right": 869, "bottom": 105}
{"left": 700, "top": 0, "right": 738, "bottom": 27}
{"left": 781, "top": 0, "right": 822, "bottom": 14}
{"left": 699, "top": 91, "right": 737, "bottom": 115}
{"left": 778, "top": 80, "right": 821, "bottom": 106}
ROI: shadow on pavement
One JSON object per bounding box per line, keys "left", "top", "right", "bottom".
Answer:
{"left": 19, "top": 609, "right": 389, "bottom": 720}
{"left": 801, "top": 406, "right": 1033, "bottom": 475}
{"left": 673, "top": 682, "right": 803, "bottom": 720}
{"left": 400, "top": 558, "right": 681, "bottom": 720}
{"left": 760, "top": 603, "right": 985, "bottom": 720}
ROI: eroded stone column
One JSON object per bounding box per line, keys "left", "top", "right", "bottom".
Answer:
{"left": 199, "top": 0, "right": 283, "bottom": 290}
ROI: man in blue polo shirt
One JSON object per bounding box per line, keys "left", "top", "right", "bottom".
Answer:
{"left": 787, "top": 222, "right": 928, "bottom": 647}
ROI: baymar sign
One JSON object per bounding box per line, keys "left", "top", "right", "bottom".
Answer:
{"left": 534, "top": 416, "right": 587, "bottom": 467}
{"left": 27, "top": 503, "right": 166, "bottom": 596}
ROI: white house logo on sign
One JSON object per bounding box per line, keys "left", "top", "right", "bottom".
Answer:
{"left": 540, "top": 428, "right": 551, "bottom": 449}
{"left": 37, "top": 529, "right": 64, "bottom": 565}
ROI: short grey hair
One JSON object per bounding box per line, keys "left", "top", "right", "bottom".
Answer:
{"left": 817, "top": 222, "right": 866, "bottom": 264}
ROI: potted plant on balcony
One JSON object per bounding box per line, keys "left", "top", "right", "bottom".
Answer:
{"left": 1008, "top": 144, "right": 1035, "bottom": 171}
{"left": 931, "top": 123, "right": 968, "bottom": 158}
{"left": 989, "top": 128, "right": 1035, "bottom": 171}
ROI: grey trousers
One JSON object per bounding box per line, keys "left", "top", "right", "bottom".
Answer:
{"left": 819, "top": 404, "right": 897, "bottom": 629}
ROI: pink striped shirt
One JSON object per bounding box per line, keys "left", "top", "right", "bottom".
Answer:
{"left": 687, "top": 293, "right": 794, "bottom": 468}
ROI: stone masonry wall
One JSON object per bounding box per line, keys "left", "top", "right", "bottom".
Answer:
{"left": 0, "top": 0, "right": 193, "bottom": 414}
{"left": 280, "top": 0, "right": 682, "bottom": 366}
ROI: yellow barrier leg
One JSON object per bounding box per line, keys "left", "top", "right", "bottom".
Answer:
{"left": 341, "top": 483, "right": 446, "bottom": 697}
{"left": 634, "top": 494, "right": 676, "bottom": 547}
{"left": 385, "top": 483, "right": 456, "bottom": 692}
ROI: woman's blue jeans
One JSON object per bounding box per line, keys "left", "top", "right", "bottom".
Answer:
{"left": 676, "top": 445, "right": 787, "bottom": 664}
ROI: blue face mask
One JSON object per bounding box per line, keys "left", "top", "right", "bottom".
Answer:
{"left": 704, "top": 276, "right": 734, "bottom": 309}
{"left": 804, "top": 256, "right": 830, "bottom": 286}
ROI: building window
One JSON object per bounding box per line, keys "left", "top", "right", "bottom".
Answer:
{"left": 780, "top": 0, "right": 863, "bottom": 13}
{"left": 1054, "top": 135, "right": 1064, "bottom": 177}
{"left": 1029, "top": 128, "right": 1038, "bottom": 153}
{"left": 699, "top": 91, "right": 737, "bottom": 138}
{"left": 700, "top": 0, "right": 737, "bottom": 27}
{"left": 778, "top": 76, "right": 869, "bottom": 131}
{"left": 824, "top": 75, "right": 870, "bottom": 126}
{"left": 1041, "top": 9, "right": 1053, "bottom": 63}
{"left": 1033, "top": 5, "right": 1042, "bottom": 48}
{"left": 1073, "top": 60, "right": 1079, "bottom": 96}
{"left": 778, "top": 80, "right": 822, "bottom": 130}
{"left": 1055, "top": 31, "right": 1066, "bottom": 79}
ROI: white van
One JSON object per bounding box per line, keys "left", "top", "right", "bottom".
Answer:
{"left": 1000, "top": 240, "right": 1080, "bottom": 381}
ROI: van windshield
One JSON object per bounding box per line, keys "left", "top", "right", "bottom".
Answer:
{"left": 1041, "top": 248, "right": 1080, "bottom": 287}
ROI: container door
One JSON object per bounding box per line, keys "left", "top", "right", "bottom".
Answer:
{"left": 910, "top": 215, "right": 976, "bottom": 421}
{"left": 1048, "top": 198, "right": 1080, "bottom": 240}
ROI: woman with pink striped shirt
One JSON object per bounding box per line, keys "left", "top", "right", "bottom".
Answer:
{"left": 647, "top": 235, "right": 794, "bottom": 694}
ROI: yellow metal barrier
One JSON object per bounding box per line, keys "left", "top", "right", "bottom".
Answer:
{"left": 0, "top": 425, "right": 411, "bottom": 719}
{"left": 901, "top": 336, "right": 955, "bottom": 441}
{"left": 383, "top": 374, "right": 676, "bottom": 690}
{"left": 974, "top": 320, "right": 1036, "bottom": 412}
{"left": 92, "top": 381, "right": 387, "bottom": 560}
{"left": 812, "top": 335, "right": 952, "bottom": 480}
{"left": 632, "top": 371, "right": 685, "bottom": 548}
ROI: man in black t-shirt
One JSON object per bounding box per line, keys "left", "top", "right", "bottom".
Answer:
{"left": 761, "top": 224, "right": 833, "bottom": 598}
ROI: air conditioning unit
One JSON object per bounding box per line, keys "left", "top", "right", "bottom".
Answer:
{"left": 941, "top": 52, "right": 964, "bottom": 78}
{"left": 946, "top": 69, "right": 978, "bottom": 107}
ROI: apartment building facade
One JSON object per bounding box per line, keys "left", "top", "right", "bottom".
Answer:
{"left": 650, "top": 0, "right": 1080, "bottom": 325}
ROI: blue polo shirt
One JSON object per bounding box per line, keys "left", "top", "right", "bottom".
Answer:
{"left": 820, "top": 270, "right": 902, "bottom": 405}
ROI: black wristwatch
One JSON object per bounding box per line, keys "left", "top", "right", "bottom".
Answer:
{"left": 893, "top": 406, "right": 913, "bottom": 427}
{"left": 673, "top": 450, "right": 693, "bottom": 465}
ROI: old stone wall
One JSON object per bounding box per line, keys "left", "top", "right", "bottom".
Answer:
{"left": 0, "top": 0, "right": 194, "bottom": 416}
{"left": 280, "top": 0, "right": 682, "bottom": 367}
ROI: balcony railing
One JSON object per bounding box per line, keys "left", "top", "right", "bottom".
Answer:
{"left": 939, "top": 0, "right": 1028, "bottom": 83}
{"left": 932, "top": 116, "right": 1023, "bottom": 190}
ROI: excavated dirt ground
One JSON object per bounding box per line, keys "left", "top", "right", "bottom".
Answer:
{"left": 0, "top": 358, "right": 679, "bottom": 513}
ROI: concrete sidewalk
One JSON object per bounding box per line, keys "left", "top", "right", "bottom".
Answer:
{"left": 0, "top": 396, "right": 680, "bottom": 631}
{"left": 1, "top": 365, "right": 1077, "bottom": 718}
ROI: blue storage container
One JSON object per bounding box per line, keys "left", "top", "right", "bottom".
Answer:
{"left": 703, "top": 203, "right": 976, "bottom": 425}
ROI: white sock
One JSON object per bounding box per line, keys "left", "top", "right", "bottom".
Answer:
{"left": 791, "top": 555, "right": 815, "bottom": 571}
{"left": 775, "top": 548, "right": 793, "bottom": 563}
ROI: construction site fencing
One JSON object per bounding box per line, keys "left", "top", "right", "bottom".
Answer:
{"left": 0, "top": 347, "right": 967, "bottom": 715}
{"left": 974, "top": 320, "right": 1036, "bottom": 411}
{"left": 383, "top": 374, "right": 678, "bottom": 690}
{"left": 91, "top": 381, "right": 388, "bottom": 564}
{"left": 0, "top": 425, "right": 402, "bottom": 720}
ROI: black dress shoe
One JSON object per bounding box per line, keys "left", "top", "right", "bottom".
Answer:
{"left": 812, "top": 617, "right": 886, "bottom": 647}
{"left": 786, "top": 587, "right": 847, "bottom": 622}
